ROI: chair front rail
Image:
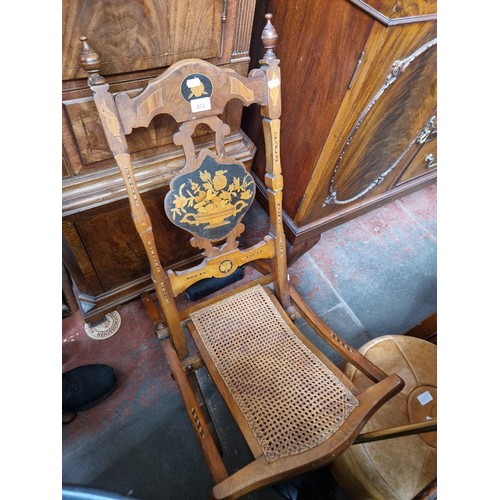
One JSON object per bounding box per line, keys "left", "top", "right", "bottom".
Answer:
{"left": 211, "top": 373, "right": 404, "bottom": 500}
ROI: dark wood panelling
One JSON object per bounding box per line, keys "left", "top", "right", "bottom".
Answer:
{"left": 73, "top": 190, "right": 196, "bottom": 290}
{"left": 63, "top": 221, "right": 105, "bottom": 296}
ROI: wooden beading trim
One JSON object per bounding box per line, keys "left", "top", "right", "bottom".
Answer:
{"left": 232, "top": 0, "right": 257, "bottom": 59}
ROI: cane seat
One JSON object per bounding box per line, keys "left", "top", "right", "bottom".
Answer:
{"left": 190, "top": 285, "right": 359, "bottom": 462}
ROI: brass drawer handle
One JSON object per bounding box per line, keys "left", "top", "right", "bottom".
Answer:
{"left": 417, "top": 115, "right": 436, "bottom": 144}
{"left": 425, "top": 153, "right": 437, "bottom": 169}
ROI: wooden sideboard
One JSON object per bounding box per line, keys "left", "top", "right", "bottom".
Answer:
{"left": 242, "top": 0, "right": 437, "bottom": 260}
{"left": 62, "top": 0, "right": 258, "bottom": 322}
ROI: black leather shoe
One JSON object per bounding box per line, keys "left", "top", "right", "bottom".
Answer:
{"left": 63, "top": 364, "right": 117, "bottom": 413}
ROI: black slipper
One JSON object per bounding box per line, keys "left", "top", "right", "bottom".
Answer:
{"left": 62, "top": 364, "right": 117, "bottom": 422}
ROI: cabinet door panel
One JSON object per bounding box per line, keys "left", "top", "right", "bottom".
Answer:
{"left": 63, "top": 0, "right": 223, "bottom": 81}
{"left": 325, "top": 40, "right": 436, "bottom": 208}
{"left": 244, "top": 0, "right": 376, "bottom": 219}
{"left": 74, "top": 192, "right": 196, "bottom": 290}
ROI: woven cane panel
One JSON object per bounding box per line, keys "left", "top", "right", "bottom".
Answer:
{"left": 190, "top": 285, "right": 359, "bottom": 462}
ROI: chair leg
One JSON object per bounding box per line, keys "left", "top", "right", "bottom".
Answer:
{"left": 142, "top": 293, "right": 224, "bottom": 457}
{"left": 187, "top": 370, "right": 224, "bottom": 456}
{"left": 160, "top": 337, "right": 228, "bottom": 484}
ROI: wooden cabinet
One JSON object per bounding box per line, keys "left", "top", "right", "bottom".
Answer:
{"left": 62, "top": 0, "right": 258, "bottom": 322}
{"left": 242, "top": 0, "right": 437, "bottom": 259}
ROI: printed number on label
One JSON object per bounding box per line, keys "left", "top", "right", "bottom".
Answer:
{"left": 191, "top": 97, "right": 211, "bottom": 113}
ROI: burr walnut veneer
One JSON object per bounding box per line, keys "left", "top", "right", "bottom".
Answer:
{"left": 243, "top": 0, "right": 437, "bottom": 259}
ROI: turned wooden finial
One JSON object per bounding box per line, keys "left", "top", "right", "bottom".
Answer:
{"left": 261, "top": 13, "right": 278, "bottom": 61}
{"left": 79, "top": 35, "right": 106, "bottom": 86}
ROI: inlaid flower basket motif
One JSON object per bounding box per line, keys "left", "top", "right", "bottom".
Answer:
{"left": 165, "top": 154, "right": 255, "bottom": 241}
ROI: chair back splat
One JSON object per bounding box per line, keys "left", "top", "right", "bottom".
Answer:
{"left": 79, "top": 14, "right": 405, "bottom": 500}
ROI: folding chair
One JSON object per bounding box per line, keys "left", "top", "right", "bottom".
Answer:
{"left": 79, "top": 14, "right": 405, "bottom": 499}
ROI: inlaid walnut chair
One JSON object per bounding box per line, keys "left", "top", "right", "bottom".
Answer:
{"left": 79, "top": 14, "right": 405, "bottom": 500}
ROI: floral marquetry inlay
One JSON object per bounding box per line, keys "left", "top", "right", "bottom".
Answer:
{"left": 165, "top": 154, "right": 255, "bottom": 241}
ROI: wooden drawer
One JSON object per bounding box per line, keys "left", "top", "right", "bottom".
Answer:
{"left": 397, "top": 138, "right": 437, "bottom": 185}
{"left": 62, "top": 0, "right": 225, "bottom": 81}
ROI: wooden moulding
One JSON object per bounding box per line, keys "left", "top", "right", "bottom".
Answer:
{"left": 253, "top": 166, "right": 436, "bottom": 259}
{"left": 289, "top": 173, "right": 436, "bottom": 243}
{"left": 404, "top": 312, "right": 437, "bottom": 344}
{"left": 348, "top": 0, "right": 437, "bottom": 26}
{"left": 62, "top": 130, "right": 256, "bottom": 216}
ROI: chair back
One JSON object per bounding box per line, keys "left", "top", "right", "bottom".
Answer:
{"left": 79, "top": 15, "right": 290, "bottom": 355}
